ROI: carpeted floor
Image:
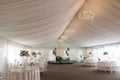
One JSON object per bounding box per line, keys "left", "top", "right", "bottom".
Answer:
{"left": 41, "top": 64, "right": 120, "bottom": 80}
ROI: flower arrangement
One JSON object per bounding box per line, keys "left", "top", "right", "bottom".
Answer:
{"left": 103, "top": 52, "right": 108, "bottom": 55}
{"left": 20, "top": 50, "right": 29, "bottom": 57}
{"left": 53, "top": 48, "right": 57, "bottom": 56}
{"left": 53, "top": 50, "right": 57, "bottom": 55}
{"left": 89, "top": 52, "right": 92, "bottom": 55}
{"left": 66, "top": 51, "right": 69, "bottom": 56}
{"left": 38, "top": 52, "right": 41, "bottom": 55}
{"left": 31, "top": 52, "right": 37, "bottom": 57}
{"left": 98, "top": 58, "right": 101, "bottom": 61}
{"left": 31, "top": 52, "right": 37, "bottom": 55}
{"left": 66, "top": 47, "right": 70, "bottom": 56}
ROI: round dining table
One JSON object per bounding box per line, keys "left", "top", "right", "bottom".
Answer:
{"left": 4, "top": 66, "right": 40, "bottom": 80}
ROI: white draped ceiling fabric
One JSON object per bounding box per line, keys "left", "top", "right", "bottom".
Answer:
{"left": 0, "top": 0, "right": 120, "bottom": 47}
{"left": 66, "top": 0, "right": 120, "bottom": 47}
{"left": 0, "top": 0, "right": 84, "bottom": 47}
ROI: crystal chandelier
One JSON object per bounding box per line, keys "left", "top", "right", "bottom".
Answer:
{"left": 59, "top": 27, "right": 76, "bottom": 41}
{"left": 78, "top": 0, "right": 95, "bottom": 22}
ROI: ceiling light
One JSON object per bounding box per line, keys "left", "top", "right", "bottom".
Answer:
{"left": 78, "top": 0, "right": 95, "bottom": 22}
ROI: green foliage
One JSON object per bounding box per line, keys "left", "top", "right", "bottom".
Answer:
{"left": 56, "top": 56, "right": 70, "bottom": 63}
{"left": 53, "top": 51, "right": 56, "bottom": 55}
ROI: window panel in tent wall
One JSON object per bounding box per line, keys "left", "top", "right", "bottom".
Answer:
{"left": 7, "top": 45, "right": 16, "bottom": 64}
{"left": 43, "top": 49, "right": 50, "bottom": 61}
{"left": 117, "top": 46, "right": 120, "bottom": 60}
{"left": 38, "top": 48, "right": 50, "bottom": 61}
{"left": 107, "top": 45, "right": 120, "bottom": 61}
{"left": 71, "top": 48, "right": 83, "bottom": 61}
{"left": 48, "top": 50, "right": 56, "bottom": 61}
{"left": 86, "top": 48, "right": 92, "bottom": 57}
{"left": 88, "top": 44, "right": 120, "bottom": 61}
{"left": 92, "top": 48, "right": 104, "bottom": 60}
{"left": 92, "top": 49, "right": 98, "bottom": 58}
{"left": 15, "top": 47, "right": 21, "bottom": 63}
{"left": 77, "top": 49, "right": 84, "bottom": 62}
{"left": 0, "top": 38, "right": 28, "bottom": 70}
{"left": 0, "top": 47, "right": 4, "bottom": 72}
{"left": 7, "top": 44, "right": 24, "bottom": 64}
{"left": 91, "top": 48, "right": 105, "bottom": 61}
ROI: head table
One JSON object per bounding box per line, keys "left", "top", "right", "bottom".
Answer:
{"left": 3, "top": 66, "right": 40, "bottom": 80}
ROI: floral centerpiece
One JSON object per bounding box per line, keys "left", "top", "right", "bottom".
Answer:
{"left": 66, "top": 47, "right": 70, "bottom": 56}
{"left": 53, "top": 48, "right": 57, "bottom": 56}
{"left": 30, "top": 52, "right": 38, "bottom": 64}
{"left": 31, "top": 52, "right": 37, "bottom": 57}
{"left": 89, "top": 52, "right": 92, "bottom": 55}
{"left": 103, "top": 52, "right": 108, "bottom": 55}
{"left": 20, "top": 50, "right": 29, "bottom": 67}
{"left": 20, "top": 50, "right": 29, "bottom": 57}
{"left": 38, "top": 52, "right": 41, "bottom": 55}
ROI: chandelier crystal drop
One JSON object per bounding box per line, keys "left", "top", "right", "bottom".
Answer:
{"left": 59, "top": 27, "right": 76, "bottom": 41}
{"left": 78, "top": 0, "right": 95, "bottom": 22}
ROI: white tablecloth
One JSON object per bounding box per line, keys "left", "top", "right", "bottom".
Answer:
{"left": 97, "top": 61, "right": 120, "bottom": 72}
{"left": 4, "top": 67, "right": 40, "bottom": 80}
{"left": 83, "top": 58, "right": 98, "bottom": 66}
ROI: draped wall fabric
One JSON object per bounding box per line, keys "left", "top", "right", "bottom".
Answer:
{"left": 86, "top": 43, "right": 120, "bottom": 61}
{"left": 0, "top": 37, "right": 30, "bottom": 71}
{"left": 0, "top": 37, "right": 85, "bottom": 71}
{"left": 0, "top": 0, "right": 84, "bottom": 46}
